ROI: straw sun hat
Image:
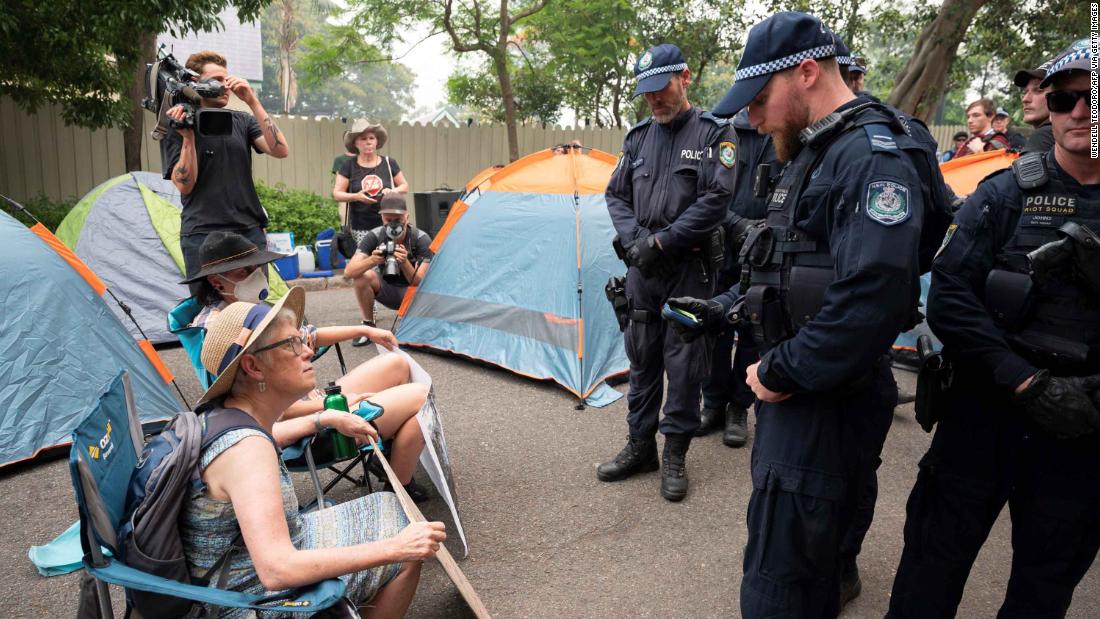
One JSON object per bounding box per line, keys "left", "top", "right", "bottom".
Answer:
{"left": 197, "top": 286, "right": 306, "bottom": 406}
{"left": 344, "top": 118, "right": 388, "bottom": 153}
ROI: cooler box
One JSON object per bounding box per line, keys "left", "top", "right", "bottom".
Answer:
{"left": 315, "top": 228, "right": 347, "bottom": 270}
{"left": 268, "top": 232, "right": 299, "bottom": 280}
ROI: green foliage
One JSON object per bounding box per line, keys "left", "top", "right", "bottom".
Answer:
{"left": 446, "top": 53, "right": 564, "bottom": 125}
{"left": 3, "top": 195, "right": 77, "bottom": 232}
{"left": 0, "top": 0, "right": 269, "bottom": 130}
{"left": 256, "top": 181, "right": 339, "bottom": 246}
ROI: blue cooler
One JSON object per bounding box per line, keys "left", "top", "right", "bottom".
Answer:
{"left": 268, "top": 232, "right": 299, "bottom": 280}
{"left": 315, "top": 228, "right": 347, "bottom": 270}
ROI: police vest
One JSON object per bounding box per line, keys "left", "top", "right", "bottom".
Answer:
{"left": 737, "top": 103, "right": 933, "bottom": 347}
{"left": 986, "top": 152, "right": 1100, "bottom": 370}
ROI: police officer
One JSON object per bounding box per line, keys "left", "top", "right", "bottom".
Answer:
{"left": 888, "top": 43, "right": 1100, "bottom": 618}
{"left": 598, "top": 43, "right": 734, "bottom": 502}
{"left": 667, "top": 13, "right": 927, "bottom": 615}
{"left": 696, "top": 109, "right": 777, "bottom": 447}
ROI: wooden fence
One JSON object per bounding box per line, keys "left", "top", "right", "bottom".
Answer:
{"left": 0, "top": 97, "right": 965, "bottom": 208}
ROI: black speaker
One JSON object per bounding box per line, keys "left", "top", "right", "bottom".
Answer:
{"left": 413, "top": 190, "right": 461, "bottom": 237}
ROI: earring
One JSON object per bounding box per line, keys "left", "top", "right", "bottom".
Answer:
{"left": 258, "top": 381, "right": 266, "bottom": 393}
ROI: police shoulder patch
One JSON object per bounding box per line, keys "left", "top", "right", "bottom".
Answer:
{"left": 718, "top": 142, "right": 736, "bottom": 168}
{"left": 935, "top": 223, "right": 958, "bottom": 260}
{"left": 865, "top": 180, "right": 910, "bottom": 226}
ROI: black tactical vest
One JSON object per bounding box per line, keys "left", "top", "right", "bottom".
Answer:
{"left": 987, "top": 152, "right": 1100, "bottom": 371}
{"left": 737, "top": 103, "right": 928, "bottom": 347}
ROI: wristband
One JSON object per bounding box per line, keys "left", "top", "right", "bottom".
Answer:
{"left": 314, "top": 411, "right": 327, "bottom": 432}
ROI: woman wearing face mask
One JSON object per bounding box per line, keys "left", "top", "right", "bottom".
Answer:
{"left": 178, "top": 231, "right": 430, "bottom": 499}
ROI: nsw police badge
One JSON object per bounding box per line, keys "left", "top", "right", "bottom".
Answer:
{"left": 718, "top": 142, "right": 736, "bottom": 168}
{"left": 865, "top": 180, "right": 910, "bottom": 225}
{"left": 638, "top": 51, "right": 653, "bottom": 70}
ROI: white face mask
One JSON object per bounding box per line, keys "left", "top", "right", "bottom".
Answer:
{"left": 217, "top": 268, "right": 269, "bottom": 303}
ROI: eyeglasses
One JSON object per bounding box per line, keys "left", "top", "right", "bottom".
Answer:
{"left": 253, "top": 334, "right": 309, "bottom": 356}
{"left": 1046, "top": 90, "right": 1090, "bottom": 114}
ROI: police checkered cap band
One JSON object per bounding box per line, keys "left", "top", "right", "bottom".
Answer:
{"left": 1047, "top": 48, "right": 1092, "bottom": 75}
{"left": 735, "top": 44, "right": 837, "bottom": 81}
{"left": 836, "top": 55, "right": 852, "bottom": 66}
{"left": 636, "top": 62, "right": 688, "bottom": 82}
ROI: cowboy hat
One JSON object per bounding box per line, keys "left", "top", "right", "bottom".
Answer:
{"left": 197, "top": 286, "right": 306, "bottom": 406}
{"left": 179, "top": 230, "right": 287, "bottom": 284}
{"left": 344, "top": 118, "right": 388, "bottom": 152}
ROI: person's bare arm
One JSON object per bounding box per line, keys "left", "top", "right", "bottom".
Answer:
{"left": 207, "top": 437, "right": 444, "bottom": 591}
{"left": 333, "top": 174, "right": 368, "bottom": 204}
{"left": 391, "top": 171, "right": 409, "bottom": 194}
{"left": 166, "top": 106, "right": 198, "bottom": 195}
{"left": 344, "top": 248, "right": 383, "bottom": 279}
{"left": 315, "top": 325, "right": 397, "bottom": 350}
{"left": 224, "top": 75, "right": 289, "bottom": 159}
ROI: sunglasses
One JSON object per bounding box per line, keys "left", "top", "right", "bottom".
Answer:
{"left": 1046, "top": 90, "right": 1090, "bottom": 114}
{"left": 253, "top": 334, "right": 309, "bottom": 356}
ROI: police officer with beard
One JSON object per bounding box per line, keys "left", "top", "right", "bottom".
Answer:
{"left": 888, "top": 42, "right": 1100, "bottom": 619}
{"left": 598, "top": 44, "right": 735, "bottom": 502}
{"left": 667, "top": 13, "right": 928, "bottom": 615}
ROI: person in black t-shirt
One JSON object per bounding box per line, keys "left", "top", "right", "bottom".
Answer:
{"left": 332, "top": 119, "right": 409, "bottom": 244}
{"left": 161, "top": 50, "right": 289, "bottom": 286}
{"left": 343, "top": 194, "right": 432, "bottom": 343}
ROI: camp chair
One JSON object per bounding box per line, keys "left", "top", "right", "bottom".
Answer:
{"left": 70, "top": 371, "right": 350, "bottom": 618}
{"left": 168, "top": 297, "right": 380, "bottom": 506}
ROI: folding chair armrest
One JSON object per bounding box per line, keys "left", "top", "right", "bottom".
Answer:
{"left": 85, "top": 557, "right": 346, "bottom": 613}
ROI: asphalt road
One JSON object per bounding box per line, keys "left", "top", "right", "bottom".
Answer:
{"left": 2, "top": 287, "right": 1097, "bottom": 618}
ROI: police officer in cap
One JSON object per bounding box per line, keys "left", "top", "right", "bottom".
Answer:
{"left": 598, "top": 43, "right": 735, "bottom": 502}
{"left": 888, "top": 41, "right": 1100, "bottom": 618}
{"left": 665, "top": 12, "right": 928, "bottom": 615}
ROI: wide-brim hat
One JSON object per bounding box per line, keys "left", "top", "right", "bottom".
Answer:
{"left": 196, "top": 286, "right": 306, "bottom": 406}
{"left": 344, "top": 118, "right": 388, "bottom": 152}
{"left": 179, "top": 230, "right": 286, "bottom": 284}
{"left": 713, "top": 12, "right": 837, "bottom": 117}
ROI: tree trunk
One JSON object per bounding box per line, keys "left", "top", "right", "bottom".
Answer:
{"left": 123, "top": 33, "right": 157, "bottom": 172}
{"left": 493, "top": 53, "right": 520, "bottom": 161}
{"left": 885, "top": 0, "right": 990, "bottom": 121}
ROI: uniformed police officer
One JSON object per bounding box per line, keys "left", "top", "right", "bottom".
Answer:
{"left": 598, "top": 43, "right": 735, "bottom": 502}
{"left": 888, "top": 42, "right": 1100, "bottom": 618}
{"left": 667, "top": 13, "right": 927, "bottom": 615}
{"left": 696, "top": 110, "right": 777, "bottom": 447}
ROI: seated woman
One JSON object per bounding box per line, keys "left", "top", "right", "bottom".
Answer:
{"left": 184, "top": 287, "right": 446, "bottom": 617}
{"left": 179, "top": 236, "right": 428, "bottom": 498}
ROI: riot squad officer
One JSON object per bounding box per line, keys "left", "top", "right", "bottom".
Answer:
{"left": 598, "top": 43, "right": 734, "bottom": 502}
{"left": 888, "top": 41, "right": 1100, "bottom": 618}
{"left": 666, "top": 13, "right": 928, "bottom": 615}
{"left": 696, "top": 110, "right": 777, "bottom": 447}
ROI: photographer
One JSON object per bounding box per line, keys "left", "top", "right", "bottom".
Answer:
{"left": 161, "top": 50, "right": 289, "bottom": 284}
{"left": 344, "top": 194, "right": 433, "bottom": 342}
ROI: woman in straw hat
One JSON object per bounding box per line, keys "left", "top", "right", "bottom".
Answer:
{"left": 180, "top": 236, "right": 431, "bottom": 500}
{"left": 332, "top": 119, "right": 409, "bottom": 244}
{"left": 182, "top": 287, "right": 446, "bottom": 617}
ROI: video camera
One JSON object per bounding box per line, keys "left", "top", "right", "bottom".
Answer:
{"left": 380, "top": 221, "right": 405, "bottom": 284}
{"left": 142, "top": 46, "right": 232, "bottom": 140}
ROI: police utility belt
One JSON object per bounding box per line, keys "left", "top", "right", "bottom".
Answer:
{"left": 734, "top": 103, "right": 907, "bottom": 347}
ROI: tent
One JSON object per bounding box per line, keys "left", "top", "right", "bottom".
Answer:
{"left": 0, "top": 210, "right": 181, "bottom": 467}
{"left": 395, "top": 148, "right": 628, "bottom": 406}
{"left": 55, "top": 172, "right": 287, "bottom": 344}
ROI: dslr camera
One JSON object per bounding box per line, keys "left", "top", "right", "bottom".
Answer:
{"left": 380, "top": 221, "right": 405, "bottom": 284}
{"left": 142, "top": 46, "right": 232, "bottom": 140}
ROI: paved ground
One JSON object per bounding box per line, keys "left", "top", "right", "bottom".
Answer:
{"left": 2, "top": 286, "right": 1098, "bottom": 618}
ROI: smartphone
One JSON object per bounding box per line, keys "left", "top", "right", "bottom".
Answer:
{"left": 661, "top": 303, "right": 702, "bottom": 328}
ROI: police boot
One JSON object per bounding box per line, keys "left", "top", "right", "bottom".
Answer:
{"left": 694, "top": 406, "right": 724, "bottom": 437}
{"left": 596, "top": 435, "right": 658, "bottom": 482}
{"left": 660, "top": 434, "right": 691, "bottom": 502}
{"left": 722, "top": 405, "right": 749, "bottom": 448}
{"left": 839, "top": 564, "right": 862, "bottom": 609}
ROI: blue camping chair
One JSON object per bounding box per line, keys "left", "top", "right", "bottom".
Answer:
{"left": 69, "top": 371, "right": 350, "bottom": 617}
{"left": 168, "top": 297, "right": 380, "bottom": 506}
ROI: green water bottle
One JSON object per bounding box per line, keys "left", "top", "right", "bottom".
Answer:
{"left": 323, "top": 382, "right": 358, "bottom": 460}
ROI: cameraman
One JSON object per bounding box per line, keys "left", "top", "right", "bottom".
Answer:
{"left": 344, "top": 193, "right": 433, "bottom": 341}
{"left": 161, "top": 50, "right": 289, "bottom": 284}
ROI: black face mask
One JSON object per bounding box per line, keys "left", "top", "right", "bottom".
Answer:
{"left": 385, "top": 221, "right": 405, "bottom": 240}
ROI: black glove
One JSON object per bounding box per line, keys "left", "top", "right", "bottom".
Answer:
{"left": 729, "top": 217, "right": 764, "bottom": 254}
{"left": 1014, "top": 370, "right": 1100, "bottom": 439}
{"left": 665, "top": 296, "right": 726, "bottom": 342}
{"left": 626, "top": 235, "right": 665, "bottom": 278}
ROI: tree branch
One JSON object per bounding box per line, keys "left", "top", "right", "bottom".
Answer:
{"left": 509, "top": 0, "right": 547, "bottom": 25}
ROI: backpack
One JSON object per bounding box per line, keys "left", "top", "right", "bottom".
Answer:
{"left": 117, "top": 405, "right": 274, "bottom": 617}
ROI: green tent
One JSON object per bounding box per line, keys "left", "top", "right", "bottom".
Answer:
{"left": 56, "top": 172, "right": 287, "bottom": 343}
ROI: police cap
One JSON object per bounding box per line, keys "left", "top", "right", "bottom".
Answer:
{"left": 1039, "top": 39, "right": 1095, "bottom": 88}
{"left": 713, "top": 12, "right": 838, "bottom": 117}
{"left": 633, "top": 44, "right": 689, "bottom": 98}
